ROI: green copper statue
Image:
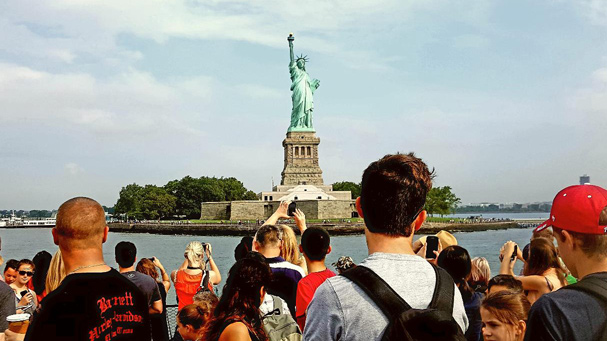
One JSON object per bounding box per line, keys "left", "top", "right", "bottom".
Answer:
{"left": 287, "top": 33, "right": 320, "bottom": 132}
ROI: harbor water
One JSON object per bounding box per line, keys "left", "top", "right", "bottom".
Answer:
{"left": 2, "top": 225, "right": 533, "bottom": 303}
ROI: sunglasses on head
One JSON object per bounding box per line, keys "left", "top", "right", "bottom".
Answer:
{"left": 19, "top": 271, "right": 34, "bottom": 276}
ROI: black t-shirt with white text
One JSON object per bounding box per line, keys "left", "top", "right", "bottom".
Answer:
{"left": 25, "top": 268, "right": 151, "bottom": 341}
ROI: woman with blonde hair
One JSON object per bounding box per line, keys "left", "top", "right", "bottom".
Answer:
{"left": 278, "top": 225, "right": 307, "bottom": 274}
{"left": 470, "top": 257, "right": 491, "bottom": 293}
{"left": 45, "top": 250, "right": 66, "bottom": 294}
{"left": 172, "top": 241, "right": 221, "bottom": 311}
{"left": 264, "top": 201, "right": 308, "bottom": 273}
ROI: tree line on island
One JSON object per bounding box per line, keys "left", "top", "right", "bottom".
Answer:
{"left": 333, "top": 182, "right": 461, "bottom": 217}
{"left": 114, "top": 176, "right": 258, "bottom": 220}
{"left": 1, "top": 181, "right": 461, "bottom": 220}
{"left": 114, "top": 178, "right": 463, "bottom": 221}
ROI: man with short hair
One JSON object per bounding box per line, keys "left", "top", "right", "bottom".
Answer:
{"left": 115, "top": 241, "right": 162, "bottom": 315}
{"left": 296, "top": 227, "right": 335, "bottom": 331}
{"left": 21, "top": 197, "right": 151, "bottom": 341}
{"left": 304, "top": 153, "right": 468, "bottom": 340}
{"left": 254, "top": 224, "right": 305, "bottom": 317}
{"left": 525, "top": 185, "right": 607, "bottom": 341}
{"left": 3, "top": 259, "right": 19, "bottom": 285}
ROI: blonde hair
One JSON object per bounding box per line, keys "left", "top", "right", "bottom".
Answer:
{"left": 185, "top": 241, "right": 205, "bottom": 269}
{"left": 471, "top": 257, "right": 491, "bottom": 285}
{"left": 279, "top": 225, "right": 306, "bottom": 270}
{"left": 45, "top": 250, "right": 66, "bottom": 294}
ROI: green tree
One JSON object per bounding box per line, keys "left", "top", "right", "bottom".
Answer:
{"left": 140, "top": 185, "right": 177, "bottom": 220}
{"left": 332, "top": 181, "right": 361, "bottom": 199}
{"left": 218, "top": 177, "right": 259, "bottom": 201}
{"left": 425, "top": 186, "right": 461, "bottom": 217}
{"left": 114, "top": 183, "right": 145, "bottom": 219}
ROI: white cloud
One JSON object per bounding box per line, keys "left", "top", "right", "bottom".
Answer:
{"left": 592, "top": 67, "right": 607, "bottom": 82}
{"left": 569, "top": 65, "right": 607, "bottom": 113}
{"left": 0, "top": 63, "right": 211, "bottom": 137}
{"left": 65, "top": 163, "right": 84, "bottom": 175}
{"left": 0, "top": 1, "right": 493, "bottom": 72}
{"left": 575, "top": 0, "right": 607, "bottom": 26}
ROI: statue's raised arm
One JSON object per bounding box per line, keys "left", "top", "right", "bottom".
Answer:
{"left": 288, "top": 33, "right": 295, "bottom": 65}
{"left": 287, "top": 33, "right": 318, "bottom": 132}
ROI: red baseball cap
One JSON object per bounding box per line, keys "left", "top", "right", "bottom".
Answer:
{"left": 535, "top": 184, "right": 607, "bottom": 235}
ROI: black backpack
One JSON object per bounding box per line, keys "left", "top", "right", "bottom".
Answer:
{"left": 341, "top": 265, "right": 466, "bottom": 341}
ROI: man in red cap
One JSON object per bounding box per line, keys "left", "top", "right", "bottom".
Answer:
{"left": 525, "top": 184, "right": 607, "bottom": 341}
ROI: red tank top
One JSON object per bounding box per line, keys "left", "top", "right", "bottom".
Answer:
{"left": 174, "top": 270, "right": 213, "bottom": 310}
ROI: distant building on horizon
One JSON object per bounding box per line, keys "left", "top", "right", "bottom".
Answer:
{"left": 580, "top": 174, "right": 590, "bottom": 185}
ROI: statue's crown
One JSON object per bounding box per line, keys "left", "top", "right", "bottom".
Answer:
{"left": 296, "top": 54, "right": 309, "bottom": 63}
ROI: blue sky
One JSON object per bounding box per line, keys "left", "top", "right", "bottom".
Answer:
{"left": 1, "top": 0, "right": 606, "bottom": 209}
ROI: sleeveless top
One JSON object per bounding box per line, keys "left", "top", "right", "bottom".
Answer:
{"left": 14, "top": 288, "right": 37, "bottom": 317}
{"left": 174, "top": 270, "right": 213, "bottom": 311}
{"left": 218, "top": 319, "right": 261, "bottom": 341}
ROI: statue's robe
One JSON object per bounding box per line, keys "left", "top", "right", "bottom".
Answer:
{"left": 289, "top": 61, "right": 315, "bottom": 129}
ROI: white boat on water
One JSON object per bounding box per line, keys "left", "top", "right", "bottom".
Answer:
{"left": 21, "top": 218, "right": 56, "bottom": 227}
{"left": 0, "top": 212, "right": 55, "bottom": 227}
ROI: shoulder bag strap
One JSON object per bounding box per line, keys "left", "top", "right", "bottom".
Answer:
{"left": 563, "top": 276, "right": 607, "bottom": 303}
{"left": 427, "top": 265, "right": 455, "bottom": 315}
{"left": 198, "top": 270, "right": 207, "bottom": 291}
{"left": 341, "top": 266, "right": 411, "bottom": 319}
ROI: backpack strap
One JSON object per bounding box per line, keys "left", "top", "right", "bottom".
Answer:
{"left": 562, "top": 276, "right": 607, "bottom": 304}
{"left": 272, "top": 295, "right": 284, "bottom": 313}
{"left": 341, "top": 266, "right": 411, "bottom": 319}
{"left": 427, "top": 265, "right": 455, "bottom": 315}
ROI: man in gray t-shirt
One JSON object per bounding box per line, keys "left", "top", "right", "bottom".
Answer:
{"left": 304, "top": 153, "right": 468, "bottom": 340}
{"left": 116, "top": 241, "right": 163, "bottom": 315}
{"left": 0, "top": 280, "right": 16, "bottom": 331}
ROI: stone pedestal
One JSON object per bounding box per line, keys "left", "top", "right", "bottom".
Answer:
{"left": 281, "top": 131, "right": 324, "bottom": 186}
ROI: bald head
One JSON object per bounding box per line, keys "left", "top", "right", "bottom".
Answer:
{"left": 54, "top": 197, "right": 107, "bottom": 251}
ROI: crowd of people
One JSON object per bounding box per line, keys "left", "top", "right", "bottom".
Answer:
{"left": 0, "top": 152, "right": 606, "bottom": 341}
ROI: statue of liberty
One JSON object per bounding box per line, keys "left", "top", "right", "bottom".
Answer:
{"left": 287, "top": 33, "right": 320, "bottom": 132}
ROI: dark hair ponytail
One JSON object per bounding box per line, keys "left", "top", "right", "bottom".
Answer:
{"left": 205, "top": 257, "right": 272, "bottom": 341}
{"left": 437, "top": 245, "right": 475, "bottom": 302}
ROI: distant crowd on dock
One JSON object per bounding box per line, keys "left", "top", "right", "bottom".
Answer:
{"left": 0, "top": 152, "right": 606, "bottom": 341}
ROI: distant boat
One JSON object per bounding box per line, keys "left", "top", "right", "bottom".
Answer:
{"left": 0, "top": 211, "right": 55, "bottom": 227}
{"left": 21, "top": 218, "right": 56, "bottom": 227}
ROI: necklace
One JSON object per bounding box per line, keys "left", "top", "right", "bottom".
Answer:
{"left": 69, "top": 263, "right": 107, "bottom": 275}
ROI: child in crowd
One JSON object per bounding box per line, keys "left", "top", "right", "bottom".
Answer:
{"left": 10, "top": 259, "right": 37, "bottom": 317}
{"left": 3, "top": 259, "right": 19, "bottom": 285}
{"left": 295, "top": 227, "right": 335, "bottom": 331}
{"left": 176, "top": 298, "right": 218, "bottom": 341}
{"left": 488, "top": 275, "right": 523, "bottom": 295}
{"left": 469, "top": 257, "right": 491, "bottom": 294}
{"left": 481, "top": 291, "right": 530, "bottom": 341}
{"left": 437, "top": 245, "right": 483, "bottom": 341}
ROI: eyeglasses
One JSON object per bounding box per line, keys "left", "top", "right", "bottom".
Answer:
{"left": 19, "top": 271, "right": 34, "bottom": 277}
